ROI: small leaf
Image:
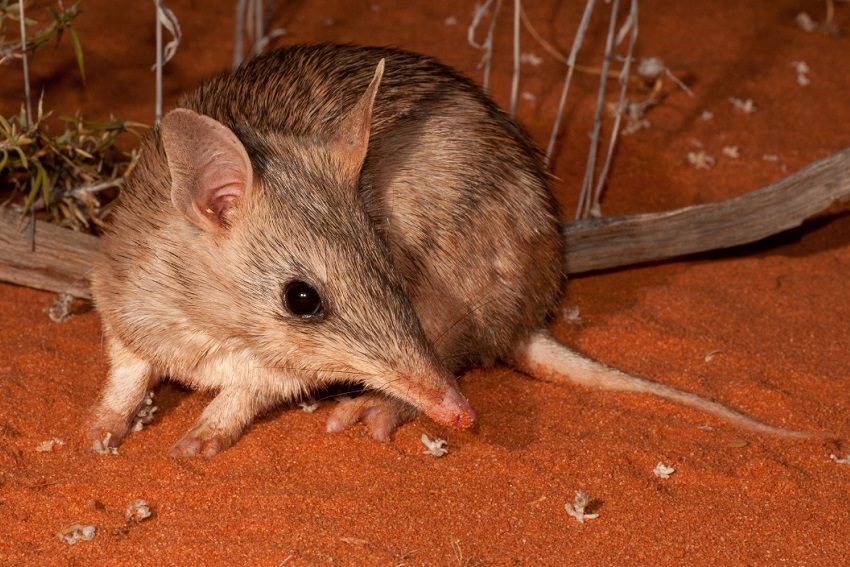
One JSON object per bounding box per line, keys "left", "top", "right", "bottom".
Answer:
{"left": 12, "top": 146, "right": 28, "bottom": 169}
{"left": 68, "top": 27, "right": 85, "bottom": 82}
{"left": 36, "top": 160, "right": 52, "bottom": 206}
{"left": 74, "top": 147, "right": 94, "bottom": 159}
{"left": 23, "top": 165, "right": 43, "bottom": 211}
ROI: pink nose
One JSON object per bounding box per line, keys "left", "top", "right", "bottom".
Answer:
{"left": 425, "top": 388, "right": 477, "bottom": 430}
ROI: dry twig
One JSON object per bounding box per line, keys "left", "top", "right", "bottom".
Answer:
{"left": 563, "top": 147, "right": 850, "bottom": 273}
{"left": 152, "top": 1, "right": 181, "bottom": 125}
{"left": 17, "top": 0, "right": 31, "bottom": 125}
{"left": 575, "top": 0, "right": 620, "bottom": 219}
{"left": 467, "top": 0, "right": 503, "bottom": 94}
{"left": 545, "top": 0, "right": 596, "bottom": 165}
{"left": 589, "top": 0, "right": 639, "bottom": 218}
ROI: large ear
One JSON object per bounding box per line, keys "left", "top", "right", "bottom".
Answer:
{"left": 329, "top": 58, "right": 384, "bottom": 177}
{"left": 160, "top": 108, "right": 253, "bottom": 233}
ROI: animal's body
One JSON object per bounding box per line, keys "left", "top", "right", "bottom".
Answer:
{"left": 89, "top": 44, "right": 805, "bottom": 458}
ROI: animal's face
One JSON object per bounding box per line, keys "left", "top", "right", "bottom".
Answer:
{"left": 221, "top": 139, "right": 443, "bottom": 393}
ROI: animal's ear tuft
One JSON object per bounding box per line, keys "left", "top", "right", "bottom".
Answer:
{"left": 330, "top": 58, "right": 384, "bottom": 177}
{"left": 161, "top": 108, "right": 253, "bottom": 233}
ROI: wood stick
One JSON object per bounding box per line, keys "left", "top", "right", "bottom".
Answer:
{"left": 563, "top": 147, "right": 850, "bottom": 273}
{"left": 0, "top": 207, "right": 97, "bottom": 299}
{"left": 545, "top": 0, "right": 596, "bottom": 165}
{"left": 1, "top": 148, "right": 849, "bottom": 297}
{"left": 590, "top": 0, "right": 639, "bottom": 217}
{"left": 576, "top": 0, "right": 620, "bottom": 219}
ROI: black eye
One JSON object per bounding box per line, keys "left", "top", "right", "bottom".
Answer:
{"left": 283, "top": 280, "right": 323, "bottom": 318}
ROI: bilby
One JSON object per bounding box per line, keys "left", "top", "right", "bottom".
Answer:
{"left": 89, "top": 44, "right": 809, "bottom": 458}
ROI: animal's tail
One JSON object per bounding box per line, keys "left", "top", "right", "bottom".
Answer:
{"left": 514, "top": 330, "right": 815, "bottom": 439}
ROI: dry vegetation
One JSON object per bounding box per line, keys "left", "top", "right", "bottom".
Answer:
{"left": 1, "top": 1, "right": 143, "bottom": 233}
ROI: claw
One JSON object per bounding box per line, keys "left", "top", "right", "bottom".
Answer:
{"left": 169, "top": 429, "right": 230, "bottom": 459}
{"left": 88, "top": 410, "right": 132, "bottom": 454}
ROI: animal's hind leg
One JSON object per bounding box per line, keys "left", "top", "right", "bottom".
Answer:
{"left": 324, "top": 323, "right": 466, "bottom": 442}
{"left": 326, "top": 393, "right": 419, "bottom": 441}
{"left": 89, "top": 334, "right": 157, "bottom": 451}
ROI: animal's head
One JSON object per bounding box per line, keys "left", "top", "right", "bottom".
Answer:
{"left": 159, "top": 60, "right": 475, "bottom": 431}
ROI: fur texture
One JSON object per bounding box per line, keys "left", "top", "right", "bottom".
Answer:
{"left": 90, "top": 44, "right": 809, "bottom": 456}
{"left": 89, "top": 45, "right": 563, "bottom": 455}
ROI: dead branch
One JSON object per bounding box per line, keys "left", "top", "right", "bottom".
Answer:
{"left": 1, "top": 148, "right": 849, "bottom": 297}
{"left": 563, "top": 147, "right": 850, "bottom": 273}
{"left": 0, "top": 207, "right": 97, "bottom": 299}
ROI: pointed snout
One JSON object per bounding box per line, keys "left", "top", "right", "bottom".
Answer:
{"left": 354, "top": 347, "right": 477, "bottom": 430}
{"left": 422, "top": 386, "right": 477, "bottom": 430}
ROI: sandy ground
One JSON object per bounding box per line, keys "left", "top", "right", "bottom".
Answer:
{"left": 2, "top": 0, "right": 850, "bottom": 564}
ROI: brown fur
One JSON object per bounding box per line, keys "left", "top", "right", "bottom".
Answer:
{"left": 89, "top": 44, "right": 563, "bottom": 456}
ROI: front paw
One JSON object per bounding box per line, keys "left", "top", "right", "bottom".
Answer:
{"left": 169, "top": 426, "right": 234, "bottom": 459}
{"left": 325, "top": 393, "right": 419, "bottom": 441}
{"left": 88, "top": 410, "right": 132, "bottom": 454}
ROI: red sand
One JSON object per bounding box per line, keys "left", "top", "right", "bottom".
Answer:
{"left": 2, "top": 1, "right": 850, "bottom": 564}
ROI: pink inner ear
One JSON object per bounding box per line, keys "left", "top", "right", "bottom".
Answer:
{"left": 195, "top": 156, "right": 247, "bottom": 222}
{"left": 196, "top": 182, "right": 245, "bottom": 226}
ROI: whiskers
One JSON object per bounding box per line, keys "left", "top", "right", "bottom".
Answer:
{"left": 311, "top": 383, "right": 370, "bottom": 402}
{"left": 255, "top": 363, "right": 360, "bottom": 382}
{"left": 281, "top": 370, "right": 415, "bottom": 404}
{"left": 257, "top": 364, "right": 371, "bottom": 378}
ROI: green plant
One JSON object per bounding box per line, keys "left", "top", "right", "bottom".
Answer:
{"left": 1, "top": 1, "right": 145, "bottom": 233}
{"left": 1, "top": 1, "right": 84, "bottom": 79}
